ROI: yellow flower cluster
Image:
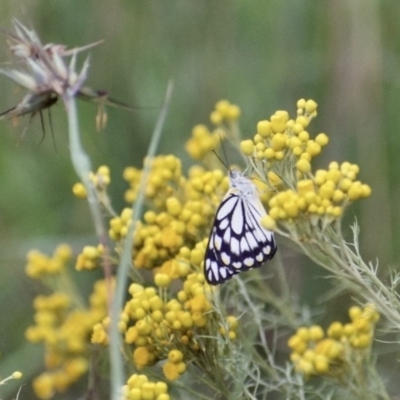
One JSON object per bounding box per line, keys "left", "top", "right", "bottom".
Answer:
{"left": 261, "top": 161, "right": 371, "bottom": 229}
{"left": 238, "top": 99, "right": 371, "bottom": 228}
{"left": 219, "top": 315, "right": 239, "bottom": 340}
{"left": 115, "top": 273, "right": 215, "bottom": 381}
{"left": 122, "top": 374, "right": 170, "bottom": 400}
{"left": 163, "top": 350, "right": 186, "bottom": 381}
{"left": 91, "top": 265, "right": 238, "bottom": 383}
{"left": 110, "top": 157, "right": 228, "bottom": 276}
{"left": 185, "top": 100, "right": 240, "bottom": 160}
{"left": 288, "top": 304, "right": 380, "bottom": 378}
{"left": 72, "top": 165, "right": 111, "bottom": 199}
{"left": 209, "top": 99, "right": 241, "bottom": 125}
{"left": 26, "top": 244, "right": 72, "bottom": 278}
{"left": 75, "top": 244, "right": 104, "bottom": 271}
{"left": 25, "top": 271, "right": 111, "bottom": 399}
{"left": 240, "top": 99, "right": 322, "bottom": 162}
{"left": 185, "top": 124, "right": 222, "bottom": 161}
{"left": 123, "top": 155, "right": 182, "bottom": 206}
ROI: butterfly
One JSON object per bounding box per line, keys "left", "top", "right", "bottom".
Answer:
{"left": 204, "top": 169, "right": 277, "bottom": 285}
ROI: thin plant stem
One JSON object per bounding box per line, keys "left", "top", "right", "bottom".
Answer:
{"left": 109, "top": 80, "right": 174, "bottom": 400}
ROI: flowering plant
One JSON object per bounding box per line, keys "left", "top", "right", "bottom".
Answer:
{"left": 1, "top": 21, "right": 398, "bottom": 400}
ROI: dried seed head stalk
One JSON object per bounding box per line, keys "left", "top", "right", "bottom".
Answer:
{"left": 0, "top": 19, "right": 96, "bottom": 120}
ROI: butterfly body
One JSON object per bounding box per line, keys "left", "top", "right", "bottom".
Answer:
{"left": 204, "top": 170, "right": 277, "bottom": 285}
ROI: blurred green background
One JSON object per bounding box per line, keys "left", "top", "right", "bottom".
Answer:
{"left": 1, "top": 0, "right": 399, "bottom": 398}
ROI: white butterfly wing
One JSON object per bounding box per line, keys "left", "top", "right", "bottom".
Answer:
{"left": 204, "top": 175, "right": 277, "bottom": 285}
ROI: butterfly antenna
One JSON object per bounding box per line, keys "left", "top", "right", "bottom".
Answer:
{"left": 218, "top": 132, "right": 231, "bottom": 170}
{"left": 211, "top": 149, "right": 230, "bottom": 171}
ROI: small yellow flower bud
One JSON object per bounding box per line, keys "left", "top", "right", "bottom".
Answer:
{"left": 210, "top": 110, "right": 223, "bottom": 125}
{"left": 275, "top": 110, "right": 289, "bottom": 121}
{"left": 136, "top": 320, "right": 153, "bottom": 335}
{"left": 296, "top": 159, "right": 311, "bottom": 173}
{"left": 190, "top": 249, "right": 204, "bottom": 266}
{"left": 315, "top": 338, "right": 343, "bottom": 359}
{"left": 292, "top": 122, "right": 304, "bottom": 135}
{"left": 271, "top": 133, "right": 287, "bottom": 151}
{"left": 297, "top": 180, "right": 314, "bottom": 195}
{"left": 331, "top": 206, "right": 343, "bottom": 217}
{"left": 329, "top": 161, "right": 339, "bottom": 169}
{"left": 255, "top": 142, "right": 266, "bottom": 152}
{"left": 271, "top": 114, "right": 287, "bottom": 133}
{"left": 168, "top": 349, "right": 183, "bottom": 363}
{"left": 82, "top": 246, "right": 99, "bottom": 259}
{"left": 327, "top": 321, "right": 343, "bottom": 339}
{"left": 361, "top": 184, "right": 372, "bottom": 198}
{"left": 261, "top": 215, "right": 277, "bottom": 230}
{"left": 363, "top": 304, "right": 380, "bottom": 323}
{"left": 354, "top": 333, "right": 372, "bottom": 348}
{"left": 228, "top": 331, "right": 236, "bottom": 340}
{"left": 349, "top": 306, "right": 362, "bottom": 321}
{"left": 313, "top": 354, "right": 329, "bottom": 374}
{"left": 98, "top": 165, "right": 110, "bottom": 176}
{"left": 155, "top": 381, "right": 168, "bottom": 395}
{"left": 135, "top": 308, "right": 146, "bottom": 320}
{"left": 300, "top": 152, "right": 311, "bottom": 161}
{"left": 332, "top": 189, "right": 345, "bottom": 202}
{"left": 283, "top": 201, "right": 299, "bottom": 218}
{"left": 343, "top": 323, "right": 355, "bottom": 337}
{"left": 295, "top": 358, "right": 314, "bottom": 375}
{"left": 315, "top": 133, "right": 329, "bottom": 146}
{"left": 268, "top": 207, "right": 280, "bottom": 220}
{"left": 227, "top": 104, "right": 241, "bottom": 120}
{"left": 141, "top": 382, "right": 156, "bottom": 400}
{"left": 215, "top": 100, "right": 230, "bottom": 114}
{"left": 348, "top": 183, "right": 363, "bottom": 201}
{"left": 72, "top": 183, "right": 87, "bottom": 199}
{"left": 240, "top": 140, "right": 255, "bottom": 156}
{"left": 288, "top": 136, "right": 302, "bottom": 149}
{"left": 303, "top": 349, "right": 315, "bottom": 362}
{"left": 353, "top": 318, "right": 371, "bottom": 333}
{"left": 166, "top": 197, "right": 182, "bottom": 216}
{"left": 298, "top": 130, "right": 310, "bottom": 142}
{"left": 253, "top": 133, "right": 263, "bottom": 143}
{"left": 296, "top": 116, "right": 309, "bottom": 128}
{"left": 226, "top": 315, "right": 238, "bottom": 330}
{"left": 297, "top": 98, "right": 306, "bottom": 109}
{"left": 130, "top": 388, "right": 141, "bottom": 400}
{"left": 12, "top": 371, "right": 22, "bottom": 379}
{"left": 268, "top": 171, "right": 282, "bottom": 186}
{"left": 176, "top": 361, "right": 186, "bottom": 374}
{"left": 305, "top": 99, "right": 318, "bottom": 113}
{"left": 318, "top": 184, "right": 334, "bottom": 200}
{"left": 296, "top": 327, "right": 310, "bottom": 341}
{"left": 264, "top": 148, "right": 275, "bottom": 159}
{"left": 306, "top": 142, "right": 321, "bottom": 157}
{"left": 257, "top": 120, "right": 272, "bottom": 137}
{"left": 309, "top": 325, "right": 324, "bottom": 341}
{"left": 157, "top": 395, "right": 170, "bottom": 400}
{"left": 288, "top": 335, "right": 307, "bottom": 354}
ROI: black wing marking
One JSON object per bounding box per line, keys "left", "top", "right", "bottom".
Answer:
{"left": 204, "top": 192, "right": 277, "bottom": 285}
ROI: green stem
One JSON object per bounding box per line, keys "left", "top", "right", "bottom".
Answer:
{"left": 109, "top": 80, "right": 174, "bottom": 400}
{"left": 62, "top": 89, "right": 114, "bottom": 311}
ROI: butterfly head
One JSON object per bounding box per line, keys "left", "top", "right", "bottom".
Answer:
{"left": 229, "top": 169, "right": 257, "bottom": 196}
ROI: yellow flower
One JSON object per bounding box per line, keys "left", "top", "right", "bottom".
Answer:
{"left": 72, "top": 182, "right": 87, "bottom": 199}
{"left": 133, "top": 347, "right": 154, "bottom": 369}
{"left": 33, "top": 373, "right": 54, "bottom": 400}
{"left": 168, "top": 349, "right": 183, "bottom": 363}
{"left": 163, "top": 361, "right": 180, "bottom": 381}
